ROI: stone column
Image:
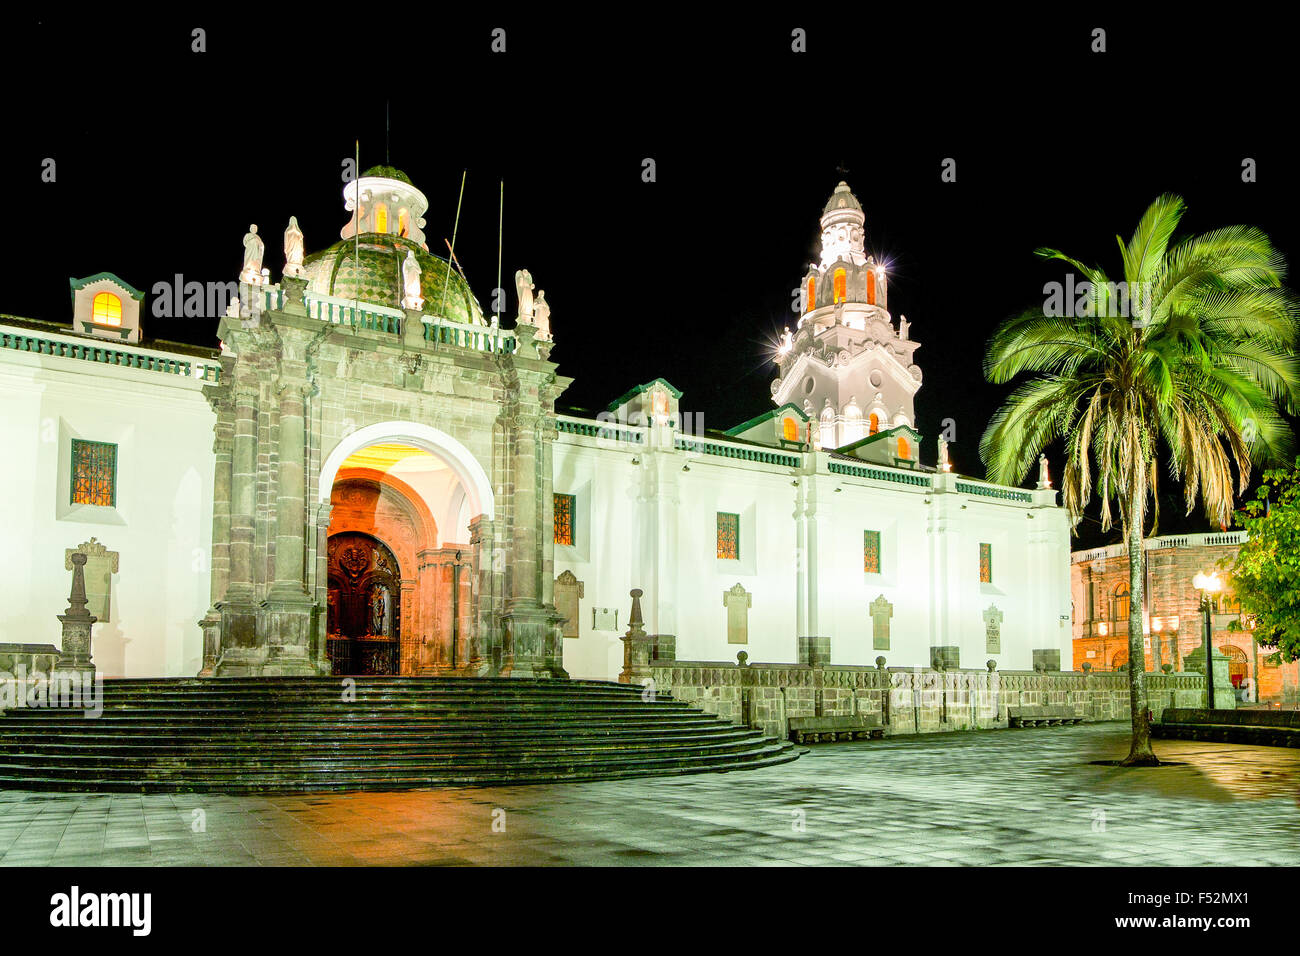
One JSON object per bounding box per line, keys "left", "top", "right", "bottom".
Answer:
{"left": 199, "top": 404, "right": 233, "bottom": 676}
{"left": 500, "top": 412, "right": 553, "bottom": 677}
{"left": 467, "top": 515, "right": 494, "bottom": 675}
{"left": 216, "top": 384, "right": 261, "bottom": 671}
{"left": 310, "top": 502, "right": 333, "bottom": 674}
{"left": 259, "top": 383, "right": 315, "bottom": 675}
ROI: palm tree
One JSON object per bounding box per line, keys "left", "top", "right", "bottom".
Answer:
{"left": 980, "top": 194, "right": 1298, "bottom": 765}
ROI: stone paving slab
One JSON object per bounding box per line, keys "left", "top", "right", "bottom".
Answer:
{"left": 1, "top": 723, "right": 1297, "bottom": 866}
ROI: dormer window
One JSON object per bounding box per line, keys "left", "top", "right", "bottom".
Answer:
{"left": 782, "top": 417, "right": 798, "bottom": 442}
{"left": 91, "top": 292, "right": 122, "bottom": 326}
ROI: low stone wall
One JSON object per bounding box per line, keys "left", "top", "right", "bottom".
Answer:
{"left": 648, "top": 661, "right": 1205, "bottom": 740}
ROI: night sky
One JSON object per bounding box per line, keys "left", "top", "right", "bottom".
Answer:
{"left": 5, "top": 12, "right": 1295, "bottom": 550}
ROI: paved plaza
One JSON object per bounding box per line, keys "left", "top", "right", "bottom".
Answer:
{"left": 2, "top": 723, "right": 1297, "bottom": 866}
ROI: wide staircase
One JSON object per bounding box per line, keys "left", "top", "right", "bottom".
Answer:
{"left": 0, "top": 677, "right": 797, "bottom": 793}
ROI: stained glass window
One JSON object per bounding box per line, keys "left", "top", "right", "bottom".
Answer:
{"left": 864, "top": 530, "right": 881, "bottom": 574}
{"left": 979, "top": 543, "right": 993, "bottom": 583}
{"left": 553, "top": 493, "right": 575, "bottom": 546}
{"left": 717, "top": 512, "right": 739, "bottom": 560}
{"left": 71, "top": 439, "right": 116, "bottom": 507}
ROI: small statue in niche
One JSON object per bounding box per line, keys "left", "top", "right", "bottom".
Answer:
{"left": 240, "top": 224, "right": 264, "bottom": 284}
{"left": 369, "top": 585, "right": 389, "bottom": 637}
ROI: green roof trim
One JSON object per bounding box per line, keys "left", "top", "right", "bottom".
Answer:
{"left": 606, "top": 377, "right": 683, "bottom": 412}
{"left": 834, "top": 423, "right": 922, "bottom": 454}
{"left": 69, "top": 273, "right": 144, "bottom": 302}
{"left": 724, "top": 402, "right": 810, "bottom": 436}
{"left": 361, "top": 165, "right": 413, "bottom": 185}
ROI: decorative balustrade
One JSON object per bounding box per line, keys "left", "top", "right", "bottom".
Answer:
{"left": 0, "top": 328, "right": 221, "bottom": 383}
{"left": 954, "top": 479, "right": 1032, "bottom": 502}
{"left": 555, "top": 416, "right": 646, "bottom": 445}
{"left": 422, "top": 318, "right": 515, "bottom": 354}
{"left": 304, "top": 292, "right": 405, "bottom": 335}
{"left": 829, "top": 460, "right": 931, "bottom": 487}
{"left": 675, "top": 435, "right": 801, "bottom": 468}
{"left": 1072, "top": 530, "right": 1249, "bottom": 564}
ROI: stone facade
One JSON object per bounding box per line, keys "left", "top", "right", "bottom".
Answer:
{"left": 203, "top": 269, "right": 570, "bottom": 677}
{"left": 1071, "top": 532, "right": 1300, "bottom": 703}
{"left": 651, "top": 659, "right": 1205, "bottom": 741}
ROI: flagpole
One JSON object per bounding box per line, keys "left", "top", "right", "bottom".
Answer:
{"left": 439, "top": 170, "right": 467, "bottom": 320}
{"left": 353, "top": 139, "right": 360, "bottom": 331}
{"left": 496, "top": 180, "right": 503, "bottom": 328}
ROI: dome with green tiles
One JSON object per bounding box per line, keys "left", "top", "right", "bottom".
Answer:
{"left": 301, "top": 234, "right": 484, "bottom": 325}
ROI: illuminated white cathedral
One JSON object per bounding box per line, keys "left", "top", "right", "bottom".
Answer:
{"left": 0, "top": 175, "right": 1073, "bottom": 681}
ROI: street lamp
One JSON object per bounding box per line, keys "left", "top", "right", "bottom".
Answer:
{"left": 1192, "top": 571, "right": 1223, "bottom": 709}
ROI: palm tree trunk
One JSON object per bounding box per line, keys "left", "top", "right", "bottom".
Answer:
{"left": 1120, "top": 477, "right": 1159, "bottom": 766}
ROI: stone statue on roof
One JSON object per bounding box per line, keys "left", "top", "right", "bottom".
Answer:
{"left": 283, "top": 217, "right": 305, "bottom": 277}
{"left": 515, "top": 269, "right": 535, "bottom": 323}
{"left": 401, "top": 250, "right": 424, "bottom": 310}
{"left": 240, "top": 224, "right": 264, "bottom": 284}
{"left": 533, "top": 290, "right": 552, "bottom": 340}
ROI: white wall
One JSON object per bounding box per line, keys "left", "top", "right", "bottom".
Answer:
{"left": 0, "top": 332, "right": 215, "bottom": 677}
{"left": 553, "top": 425, "right": 1074, "bottom": 681}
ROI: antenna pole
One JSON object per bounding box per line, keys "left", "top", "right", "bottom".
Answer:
{"left": 439, "top": 170, "right": 467, "bottom": 319}
{"left": 353, "top": 140, "right": 360, "bottom": 329}
{"left": 496, "top": 180, "right": 503, "bottom": 327}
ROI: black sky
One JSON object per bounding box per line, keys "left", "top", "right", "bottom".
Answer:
{"left": 4, "top": 11, "right": 1295, "bottom": 550}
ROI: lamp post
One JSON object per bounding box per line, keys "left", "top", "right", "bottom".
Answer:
{"left": 1192, "top": 571, "right": 1222, "bottom": 709}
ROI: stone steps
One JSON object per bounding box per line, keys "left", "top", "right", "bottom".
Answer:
{"left": 0, "top": 677, "right": 797, "bottom": 792}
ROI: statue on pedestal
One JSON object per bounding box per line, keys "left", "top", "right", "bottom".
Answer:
{"left": 937, "top": 434, "right": 950, "bottom": 472}
{"left": 283, "top": 216, "right": 305, "bottom": 277}
{"left": 1037, "top": 453, "right": 1051, "bottom": 489}
{"left": 240, "top": 224, "right": 265, "bottom": 284}
{"left": 401, "top": 250, "right": 424, "bottom": 310}
{"left": 515, "top": 269, "right": 535, "bottom": 323}
{"left": 533, "top": 290, "right": 552, "bottom": 340}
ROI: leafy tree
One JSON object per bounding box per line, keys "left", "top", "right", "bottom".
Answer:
{"left": 981, "top": 194, "right": 1299, "bottom": 765}
{"left": 1227, "top": 458, "right": 1300, "bottom": 663}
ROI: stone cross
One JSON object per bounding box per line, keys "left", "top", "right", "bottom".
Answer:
{"left": 983, "top": 604, "right": 1004, "bottom": 655}
{"left": 554, "top": 570, "right": 584, "bottom": 640}
{"left": 65, "top": 538, "right": 118, "bottom": 621}
{"left": 723, "top": 583, "right": 752, "bottom": 645}
{"left": 869, "top": 594, "right": 893, "bottom": 650}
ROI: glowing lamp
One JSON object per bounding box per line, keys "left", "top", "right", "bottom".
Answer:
{"left": 1192, "top": 572, "right": 1222, "bottom": 593}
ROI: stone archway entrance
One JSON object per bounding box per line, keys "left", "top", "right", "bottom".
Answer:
{"left": 321, "top": 433, "right": 489, "bottom": 676}
{"left": 326, "top": 532, "right": 402, "bottom": 675}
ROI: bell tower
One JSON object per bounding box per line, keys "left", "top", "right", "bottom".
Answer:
{"left": 771, "top": 182, "right": 923, "bottom": 460}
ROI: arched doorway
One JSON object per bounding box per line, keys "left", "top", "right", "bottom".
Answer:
{"left": 1218, "top": 645, "right": 1249, "bottom": 689}
{"left": 318, "top": 424, "right": 494, "bottom": 677}
{"left": 326, "top": 533, "right": 402, "bottom": 675}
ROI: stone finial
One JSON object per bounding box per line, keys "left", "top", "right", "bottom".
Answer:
{"left": 986, "top": 659, "right": 998, "bottom": 672}
{"left": 1161, "top": 663, "right": 1173, "bottom": 674}
{"left": 1034, "top": 661, "right": 1047, "bottom": 674}
{"left": 736, "top": 650, "right": 749, "bottom": 667}
{"left": 1082, "top": 661, "right": 1092, "bottom": 673}
{"left": 875, "top": 656, "right": 887, "bottom": 670}
{"left": 55, "top": 552, "right": 97, "bottom": 674}
{"left": 628, "top": 588, "right": 644, "bottom": 631}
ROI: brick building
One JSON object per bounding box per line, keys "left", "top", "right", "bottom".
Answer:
{"left": 1071, "top": 532, "right": 1299, "bottom": 703}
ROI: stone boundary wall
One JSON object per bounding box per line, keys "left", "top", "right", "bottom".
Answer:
{"left": 648, "top": 661, "right": 1205, "bottom": 740}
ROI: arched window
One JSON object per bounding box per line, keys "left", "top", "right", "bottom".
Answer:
{"left": 398, "top": 208, "right": 409, "bottom": 237}
{"left": 820, "top": 405, "right": 837, "bottom": 450}
{"left": 897, "top": 436, "right": 910, "bottom": 459}
{"left": 805, "top": 277, "right": 816, "bottom": 313}
{"left": 91, "top": 292, "right": 122, "bottom": 326}
{"left": 374, "top": 203, "right": 388, "bottom": 233}
{"left": 866, "top": 270, "right": 876, "bottom": 305}
{"left": 1112, "top": 583, "right": 1130, "bottom": 622}
{"left": 833, "top": 268, "right": 847, "bottom": 304}
{"left": 782, "top": 417, "right": 798, "bottom": 442}
{"left": 868, "top": 413, "right": 879, "bottom": 435}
